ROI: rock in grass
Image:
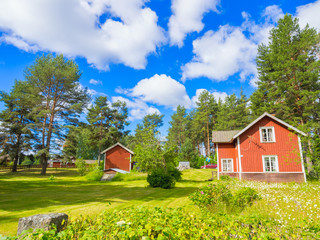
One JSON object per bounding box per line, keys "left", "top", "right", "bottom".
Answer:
{"left": 17, "top": 213, "right": 68, "bottom": 236}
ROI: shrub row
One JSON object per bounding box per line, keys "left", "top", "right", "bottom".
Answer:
{"left": 17, "top": 207, "right": 320, "bottom": 239}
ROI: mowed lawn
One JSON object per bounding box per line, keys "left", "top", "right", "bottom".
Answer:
{"left": 1, "top": 168, "right": 320, "bottom": 237}
{"left": 0, "top": 168, "right": 214, "bottom": 236}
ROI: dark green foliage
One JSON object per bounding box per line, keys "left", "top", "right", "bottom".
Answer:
{"left": 233, "top": 187, "right": 261, "bottom": 208}
{"left": 220, "top": 175, "right": 232, "bottom": 181}
{"left": 168, "top": 168, "right": 182, "bottom": 181}
{"left": 147, "top": 168, "right": 176, "bottom": 189}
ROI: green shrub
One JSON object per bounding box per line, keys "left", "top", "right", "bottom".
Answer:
{"left": 233, "top": 187, "right": 261, "bottom": 208}
{"left": 189, "top": 183, "right": 260, "bottom": 214}
{"left": 21, "top": 159, "right": 33, "bottom": 166}
{"left": 75, "top": 159, "right": 87, "bottom": 176}
{"left": 220, "top": 175, "right": 232, "bottom": 181}
{"left": 147, "top": 168, "right": 176, "bottom": 189}
{"left": 19, "top": 207, "right": 320, "bottom": 239}
{"left": 85, "top": 167, "right": 103, "bottom": 181}
{"left": 168, "top": 168, "right": 182, "bottom": 181}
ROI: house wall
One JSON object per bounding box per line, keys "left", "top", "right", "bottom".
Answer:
{"left": 104, "top": 145, "right": 131, "bottom": 172}
{"left": 239, "top": 116, "right": 302, "bottom": 173}
{"left": 218, "top": 142, "right": 238, "bottom": 173}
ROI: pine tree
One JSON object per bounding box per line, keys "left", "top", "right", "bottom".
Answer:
{"left": 25, "top": 54, "right": 90, "bottom": 175}
{"left": 250, "top": 14, "right": 320, "bottom": 174}
{"left": 0, "top": 80, "right": 35, "bottom": 172}
{"left": 167, "top": 105, "right": 188, "bottom": 148}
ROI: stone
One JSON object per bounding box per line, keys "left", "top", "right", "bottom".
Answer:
{"left": 17, "top": 213, "right": 68, "bottom": 236}
{"left": 100, "top": 173, "right": 116, "bottom": 181}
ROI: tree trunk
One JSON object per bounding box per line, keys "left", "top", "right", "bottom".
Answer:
{"left": 40, "top": 153, "right": 47, "bottom": 175}
{"left": 306, "top": 139, "right": 313, "bottom": 174}
{"left": 98, "top": 147, "right": 101, "bottom": 166}
{"left": 207, "top": 121, "right": 210, "bottom": 157}
{"left": 12, "top": 133, "right": 21, "bottom": 173}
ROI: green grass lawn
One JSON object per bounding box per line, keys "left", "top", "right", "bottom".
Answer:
{"left": 1, "top": 168, "right": 319, "bottom": 237}
{"left": 0, "top": 168, "right": 214, "bottom": 236}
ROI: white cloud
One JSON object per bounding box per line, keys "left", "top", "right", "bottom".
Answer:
{"left": 191, "top": 88, "right": 227, "bottom": 106}
{"left": 296, "top": 0, "right": 320, "bottom": 30}
{"left": 0, "top": 0, "right": 165, "bottom": 70}
{"left": 112, "top": 96, "right": 160, "bottom": 121}
{"left": 89, "top": 79, "right": 102, "bottom": 85}
{"left": 168, "top": 0, "right": 220, "bottom": 47}
{"left": 130, "top": 74, "right": 192, "bottom": 109}
{"left": 182, "top": 5, "right": 284, "bottom": 87}
{"left": 182, "top": 25, "right": 257, "bottom": 82}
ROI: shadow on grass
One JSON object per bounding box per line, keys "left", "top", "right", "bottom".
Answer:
{"left": 0, "top": 179, "right": 199, "bottom": 212}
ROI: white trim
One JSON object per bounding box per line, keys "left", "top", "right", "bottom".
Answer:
{"left": 237, "top": 137, "right": 242, "bottom": 181}
{"left": 259, "top": 126, "right": 276, "bottom": 143}
{"left": 233, "top": 112, "right": 307, "bottom": 139}
{"left": 262, "top": 155, "right": 279, "bottom": 172}
{"left": 216, "top": 143, "right": 219, "bottom": 180}
{"left": 103, "top": 153, "right": 106, "bottom": 171}
{"left": 101, "top": 142, "right": 134, "bottom": 155}
{"left": 221, "top": 158, "right": 233, "bottom": 172}
{"left": 129, "top": 154, "right": 132, "bottom": 172}
{"left": 298, "top": 136, "right": 307, "bottom": 183}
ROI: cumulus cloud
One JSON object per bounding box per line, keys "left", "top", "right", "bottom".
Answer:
{"left": 181, "top": 5, "right": 284, "bottom": 87}
{"left": 112, "top": 96, "right": 160, "bottom": 121}
{"left": 168, "top": 0, "right": 220, "bottom": 47}
{"left": 296, "top": 0, "right": 320, "bottom": 30}
{"left": 182, "top": 25, "right": 257, "bottom": 82}
{"left": 0, "top": 0, "right": 165, "bottom": 70}
{"left": 191, "top": 88, "right": 228, "bottom": 106}
{"left": 130, "top": 74, "right": 192, "bottom": 109}
{"left": 89, "top": 79, "right": 102, "bottom": 85}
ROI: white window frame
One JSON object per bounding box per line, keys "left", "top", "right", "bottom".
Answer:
{"left": 221, "top": 158, "right": 233, "bottom": 172}
{"left": 259, "top": 127, "right": 276, "bottom": 143}
{"left": 262, "top": 155, "right": 279, "bottom": 172}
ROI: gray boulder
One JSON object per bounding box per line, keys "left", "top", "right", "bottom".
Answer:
{"left": 17, "top": 213, "right": 68, "bottom": 236}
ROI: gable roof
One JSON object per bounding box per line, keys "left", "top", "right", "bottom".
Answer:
{"left": 101, "top": 142, "right": 134, "bottom": 155}
{"left": 212, "top": 130, "right": 241, "bottom": 143}
{"left": 212, "top": 112, "right": 307, "bottom": 143}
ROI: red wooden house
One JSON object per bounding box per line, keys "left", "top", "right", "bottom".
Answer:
{"left": 101, "top": 142, "right": 134, "bottom": 173}
{"left": 212, "top": 113, "right": 307, "bottom": 183}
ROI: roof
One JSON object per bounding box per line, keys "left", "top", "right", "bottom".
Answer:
{"left": 101, "top": 142, "right": 134, "bottom": 155}
{"left": 212, "top": 130, "right": 241, "bottom": 143}
{"left": 108, "top": 168, "right": 129, "bottom": 174}
{"left": 212, "top": 112, "right": 307, "bottom": 143}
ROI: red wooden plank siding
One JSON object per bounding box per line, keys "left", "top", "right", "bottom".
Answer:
{"left": 218, "top": 143, "right": 238, "bottom": 172}
{"left": 239, "top": 116, "right": 302, "bottom": 172}
{"left": 105, "top": 145, "right": 131, "bottom": 171}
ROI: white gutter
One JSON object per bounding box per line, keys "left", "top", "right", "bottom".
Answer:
{"left": 298, "top": 136, "right": 307, "bottom": 183}
{"left": 216, "top": 143, "right": 219, "bottom": 180}
{"left": 237, "top": 137, "right": 242, "bottom": 181}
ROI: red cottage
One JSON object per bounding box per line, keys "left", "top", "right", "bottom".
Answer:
{"left": 101, "top": 142, "right": 134, "bottom": 173}
{"left": 213, "top": 113, "right": 307, "bottom": 183}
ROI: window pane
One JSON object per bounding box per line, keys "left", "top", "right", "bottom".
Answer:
{"left": 267, "top": 128, "right": 273, "bottom": 141}
{"left": 270, "top": 157, "right": 276, "bottom": 171}
{"left": 264, "top": 158, "right": 270, "bottom": 172}
{"left": 262, "top": 129, "right": 267, "bottom": 141}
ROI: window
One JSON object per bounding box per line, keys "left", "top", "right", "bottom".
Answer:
{"left": 222, "top": 159, "right": 233, "bottom": 172}
{"left": 263, "top": 155, "right": 278, "bottom": 172}
{"left": 260, "top": 127, "right": 275, "bottom": 142}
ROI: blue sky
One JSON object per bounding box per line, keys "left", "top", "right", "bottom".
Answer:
{"left": 0, "top": 0, "right": 319, "bottom": 137}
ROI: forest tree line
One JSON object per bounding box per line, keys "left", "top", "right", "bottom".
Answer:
{"left": 0, "top": 14, "right": 319, "bottom": 178}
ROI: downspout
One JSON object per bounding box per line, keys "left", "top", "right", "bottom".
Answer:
{"left": 237, "top": 137, "right": 242, "bottom": 181}
{"left": 216, "top": 143, "right": 219, "bottom": 180}
{"left": 298, "top": 136, "right": 307, "bottom": 183}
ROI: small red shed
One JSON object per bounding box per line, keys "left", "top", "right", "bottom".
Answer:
{"left": 101, "top": 143, "right": 134, "bottom": 173}
{"left": 212, "top": 113, "right": 307, "bottom": 183}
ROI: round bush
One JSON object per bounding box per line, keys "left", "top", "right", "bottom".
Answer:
{"left": 168, "top": 168, "right": 182, "bottom": 181}
{"left": 147, "top": 168, "right": 176, "bottom": 189}
{"left": 21, "top": 159, "right": 33, "bottom": 166}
